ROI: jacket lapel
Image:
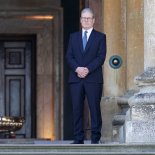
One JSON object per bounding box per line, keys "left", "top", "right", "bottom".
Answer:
{"left": 78, "top": 31, "right": 83, "bottom": 53}
{"left": 85, "top": 29, "right": 95, "bottom": 52}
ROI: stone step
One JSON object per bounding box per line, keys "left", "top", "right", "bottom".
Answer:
{"left": 0, "top": 152, "right": 155, "bottom": 155}
{"left": 0, "top": 142, "right": 155, "bottom": 155}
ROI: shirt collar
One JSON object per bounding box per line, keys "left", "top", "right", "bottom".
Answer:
{"left": 82, "top": 28, "right": 93, "bottom": 34}
{"left": 82, "top": 28, "right": 93, "bottom": 39}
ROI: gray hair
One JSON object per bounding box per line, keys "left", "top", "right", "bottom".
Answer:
{"left": 81, "top": 8, "right": 94, "bottom": 17}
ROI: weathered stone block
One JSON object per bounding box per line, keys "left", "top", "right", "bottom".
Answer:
{"left": 126, "top": 121, "right": 155, "bottom": 143}
{"left": 131, "top": 105, "right": 155, "bottom": 121}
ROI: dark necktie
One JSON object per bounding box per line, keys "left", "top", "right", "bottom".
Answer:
{"left": 82, "top": 31, "right": 88, "bottom": 50}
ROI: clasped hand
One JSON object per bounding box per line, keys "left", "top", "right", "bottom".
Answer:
{"left": 75, "top": 67, "right": 89, "bottom": 78}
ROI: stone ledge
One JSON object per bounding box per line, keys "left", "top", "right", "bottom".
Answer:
{"left": 135, "top": 67, "right": 155, "bottom": 85}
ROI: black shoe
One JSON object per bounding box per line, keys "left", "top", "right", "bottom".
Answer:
{"left": 91, "top": 141, "right": 99, "bottom": 144}
{"left": 71, "top": 140, "right": 84, "bottom": 144}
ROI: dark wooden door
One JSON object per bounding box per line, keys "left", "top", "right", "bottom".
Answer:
{"left": 0, "top": 35, "right": 36, "bottom": 138}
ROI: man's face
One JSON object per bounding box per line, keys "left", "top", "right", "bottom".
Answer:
{"left": 80, "top": 11, "right": 95, "bottom": 30}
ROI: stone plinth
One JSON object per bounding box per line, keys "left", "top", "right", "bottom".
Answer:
{"left": 126, "top": 121, "right": 155, "bottom": 143}
{"left": 131, "top": 104, "right": 155, "bottom": 120}
{"left": 125, "top": 67, "right": 155, "bottom": 143}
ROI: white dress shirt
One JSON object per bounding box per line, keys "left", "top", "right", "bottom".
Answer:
{"left": 82, "top": 28, "right": 93, "bottom": 41}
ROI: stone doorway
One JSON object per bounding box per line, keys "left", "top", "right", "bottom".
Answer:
{"left": 0, "top": 1, "right": 63, "bottom": 140}
{"left": 0, "top": 35, "right": 36, "bottom": 138}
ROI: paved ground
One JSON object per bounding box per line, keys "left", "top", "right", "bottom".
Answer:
{"left": 49, "top": 140, "right": 92, "bottom": 145}
{"left": 0, "top": 139, "right": 92, "bottom": 144}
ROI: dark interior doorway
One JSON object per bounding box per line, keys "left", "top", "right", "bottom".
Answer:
{"left": 61, "top": 0, "right": 80, "bottom": 140}
{"left": 61, "top": 0, "right": 89, "bottom": 140}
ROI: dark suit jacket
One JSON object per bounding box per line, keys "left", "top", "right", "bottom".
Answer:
{"left": 66, "top": 29, "right": 106, "bottom": 84}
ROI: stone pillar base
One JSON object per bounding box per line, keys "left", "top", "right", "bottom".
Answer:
{"left": 125, "top": 121, "right": 155, "bottom": 143}
{"left": 125, "top": 67, "right": 155, "bottom": 143}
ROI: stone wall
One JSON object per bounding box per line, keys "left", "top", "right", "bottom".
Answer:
{"left": 0, "top": 0, "right": 60, "bottom": 9}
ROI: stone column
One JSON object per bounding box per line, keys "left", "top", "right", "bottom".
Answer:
{"left": 103, "top": 0, "right": 126, "bottom": 97}
{"left": 125, "top": 0, "right": 155, "bottom": 143}
{"left": 126, "top": 0, "right": 144, "bottom": 89}
{"left": 144, "top": 0, "right": 155, "bottom": 68}
{"left": 101, "top": 0, "right": 126, "bottom": 142}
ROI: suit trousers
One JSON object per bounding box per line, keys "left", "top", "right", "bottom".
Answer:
{"left": 70, "top": 80, "right": 102, "bottom": 142}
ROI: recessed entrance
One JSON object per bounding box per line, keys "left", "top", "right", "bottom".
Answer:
{"left": 0, "top": 35, "right": 36, "bottom": 138}
{"left": 0, "top": 1, "right": 63, "bottom": 140}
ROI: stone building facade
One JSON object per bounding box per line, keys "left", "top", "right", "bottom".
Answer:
{"left": 0, "top": 0, "right": 146, "bottom": 143}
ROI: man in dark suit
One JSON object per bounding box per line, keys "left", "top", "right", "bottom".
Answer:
{"left": 66, "top": 8, "right": 106, "bottom": 144}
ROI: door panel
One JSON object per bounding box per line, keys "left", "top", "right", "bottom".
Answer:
{"left": 0, "top": 36, "right": 36, "bottom": 138}
{"left": 5, "top": 76, "right": 25, "bottom": 116}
